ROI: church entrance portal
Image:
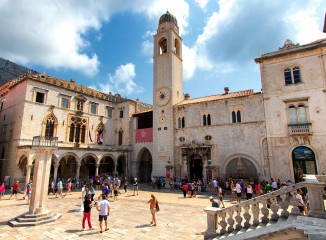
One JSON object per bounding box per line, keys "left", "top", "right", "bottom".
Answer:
{"left": 292, "top": 146, "right": 317, "bottom": 182}
{"left": 226, "top": 157, "right": 258, "bottom": 180}
{"left": 137, "top": 148, "right": 152, "bottom": 182}
{"left": 189, "top": 155, "right": 202, "bottom": 180}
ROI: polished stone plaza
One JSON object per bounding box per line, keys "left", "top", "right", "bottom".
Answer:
{"left": 0, "top": 185, "right": 234, "bottom": 240}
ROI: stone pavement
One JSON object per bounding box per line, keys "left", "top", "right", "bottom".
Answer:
{"left": 0, "top": 185, "right": 235, "bottom": 240}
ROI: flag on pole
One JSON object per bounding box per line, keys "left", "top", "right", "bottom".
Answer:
{"left": 88, "top": 130, "right": 93, "bottom": 142}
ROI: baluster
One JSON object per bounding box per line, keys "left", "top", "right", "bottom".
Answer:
{"left": 270, "top": 197, "right": 280, "bottom": 221}
{"left": 251, "top": 202, "right": 260, "bottom": 226}
{"left": 290, "top": 190, "right": 301, "bottom": 215}
{"left": 261, "top": 199, "right": 270, "bottom": 223}
{"left": 227, "top": 210, "right": 235, "bottom": 233}
{"left": 280, "top": 192, "right": 290, "bottom": 218}
{"left": 243, "top": 205, "right": 251, "bottom": 229}
{"left": 219, "top": 212, "right": 227, "bottom": 235}
{"left": 235, "top": 207, "right": 243, "bottom": 230}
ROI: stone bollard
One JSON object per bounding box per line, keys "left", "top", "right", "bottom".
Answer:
{"left": 203, "top": 207, "right": 219, "bottom": 240}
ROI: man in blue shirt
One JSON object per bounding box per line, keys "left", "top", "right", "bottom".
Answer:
{"left": 209, "top": 196, "right": 219, "bottom": 208}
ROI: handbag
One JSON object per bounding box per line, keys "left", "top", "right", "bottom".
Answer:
{"left": 156, "top": 201, "right": 160, "bottom": 212}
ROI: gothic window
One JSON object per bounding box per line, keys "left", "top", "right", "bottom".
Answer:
{"left": 207, "top": 114, "right": 211, "bottom": 125}
{"left": 43, "top": 113, "right": 57, "bottom": 139}
{"left": 68, "top": 116, "right": 87, "bottom": 143}
{"left": 178, "top": 117, "right": 181, "bottom": 128}
{"left": 203, "top": 115, "right": 207, "bottom": 126}
{"left": 159, "top": 37, "right": 167, "bottom": 54}
{"left": 232, "top": 111, "right": 236, "bottom": 123}
{"left": 284, "top": 66, "right": 302, "bottom": 85}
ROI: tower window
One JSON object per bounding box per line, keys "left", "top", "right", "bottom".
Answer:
{"left": 203, "top": 114, "right": 211, "bottom": 126}
{"left": 120, "top": 110, "right": 124, "bottom": 118}
{"left": 232, "top": 110, "right": 241, "bottom": 123}
{"left": 35, "top": 92, "right": 45, "bottom": 103}
{"left": 178, "top": 117, "right": 185, "bottom": 128}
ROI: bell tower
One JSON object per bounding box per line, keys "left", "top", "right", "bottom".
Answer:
{"left": 152, "top": 11, "right": 183, "bottom": 177}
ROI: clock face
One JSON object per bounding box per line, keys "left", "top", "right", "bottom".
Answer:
{"left": 155, "top": 87, "right": 171, "bottom": 106}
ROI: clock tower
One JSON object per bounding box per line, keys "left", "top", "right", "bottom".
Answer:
{"left": 152, "top": 11, "right": 183, "bottom": 177}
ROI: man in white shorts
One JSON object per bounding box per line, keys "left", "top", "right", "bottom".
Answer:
{"left": 96, "top": 194, "right": 110, "bottom": 233}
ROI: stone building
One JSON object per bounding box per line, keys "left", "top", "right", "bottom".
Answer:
{"left": 255, "top": 38, "right": 326, "bottom": 182}
{"left": 0, "top": 11, "right": 325, "bottom": 185}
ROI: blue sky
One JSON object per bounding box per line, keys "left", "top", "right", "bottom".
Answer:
{"left": 0, "top": 0, "right": 325, "bottom": 104}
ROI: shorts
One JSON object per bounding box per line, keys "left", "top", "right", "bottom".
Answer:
{"left": 150, "top": 208, "right": 156, "bottom": 214}
{"left": 237, "top": 193, "right": 242, "bottom": 197}
{"left": 114, "top": 190, "right": 118, "bottom": 196}
{"left": 99, "top": 215, "right": 108, "bottom": 221}
{"left": 219, "top": 197, "right": 223, "bottom": 201}
{"left": 298, "top": 206, "right": 304, "bottom": 213}
{"left": 13, "top": 190, "right": 18, "bottom": 194}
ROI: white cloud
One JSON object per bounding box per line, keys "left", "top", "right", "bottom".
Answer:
{"left": 194, "top": 0, "right": 209, "bottom": 10}
{"left": 0, "top": 0, "right": 111, "bottom": 76}
{"left": 96, "top": 63, "right": 143, "bottom": 96}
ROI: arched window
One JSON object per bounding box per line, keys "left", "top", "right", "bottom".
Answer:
{"left": 181, "top": 117, "right": 185, "bottom": 128}
{"left": 174, "top": 39, "right": 180, "bottom": 56}
{"left": 207, "top": 114, "right": 211, "bottom": 125}
{"left": 69, "top": 116, "right": 87, "bottom": 143}
{"left": 297, "top": 104, "right": 307, "bottom": 123}
{"left": 43, "top": 113, "right": 57, "bottom": 139}
{"left": 203, "top": 114, "right": 207, "bottom": 126}
{"left": 159, "top": 38, "right": 167, "bottom": 54}
{"left": 293, "top": 67, "right": 301, "bottom": 83}
{"left": 232, "top": 111, "right": 236, "bottom": 123}
{"left": 284, "top": 68, "right": 292, "bottom": 85}
{"left": 178, "top": 117, "right": 182, "bottom": 128}
{"left": 237, "top": 110, "right": 241, "bottom": 123}
{"left": 288, "top": 105, "right": 297, "bottom": 124}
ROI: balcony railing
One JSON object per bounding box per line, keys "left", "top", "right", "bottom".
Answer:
{"left": 288, "top": 123, "right": 311, "bottom": 135}
{"left": 32, "top": 136, "right": 58, "bottom": 148}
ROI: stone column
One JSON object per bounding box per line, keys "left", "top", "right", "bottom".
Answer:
{"left": 24, "top": 165, "right": 32, "bottom": 187}
{"left": 76, "top": 163, "right": 81, "bottom": 179}
{"left": 53, "top": 163, "right": 59, "bottom": 184}
{"left": 202, "top": 160, "right": 207, "bottom": 180}
{"left": 29, "top": 149, "right": 53, "bottom": 214}
{"left": 182, "top": 157, "right": 188, "bottom": 179}
{"left": 304, "top": 175, "right": 326, "bottom": 218}
{"left": 95, "top": 164, "right": 100, "bottom": 177}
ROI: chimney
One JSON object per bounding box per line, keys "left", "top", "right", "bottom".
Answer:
{"left": 224, "top": 87, "right": 229, "bottom": 94}
{"left": 184, "top": 93, "right": 190, "bottom": 100}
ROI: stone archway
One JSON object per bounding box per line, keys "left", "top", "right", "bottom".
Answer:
{"left": 99, "top": 156, "right": 115, "bottom": 176}
{"left": 80, "top": 156, "right": 97, "bottom": 179}
{"left": 225, "top": 157, "right": 258, "bottom": 180}
{"left": 57, "top": 155, "right": 78, "bottom": 180}
{"left": 292, "top": 146, "right": 317, "bottom": 183}
{"left": 117, "top": 155, "right": 126, "bottom": 177}
{"left": 18, "top": 155, "right": 28, "bottom": 177}
{"left": 137, "top": 148, "right": 152, "bottom": 182}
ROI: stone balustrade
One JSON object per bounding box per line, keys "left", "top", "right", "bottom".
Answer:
{"left": 203, "top": 175, "right": 326, "bottom": 240}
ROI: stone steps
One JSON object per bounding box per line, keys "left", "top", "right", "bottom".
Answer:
{"left": 8, "top": 211, "right": 62, "bottom": 227}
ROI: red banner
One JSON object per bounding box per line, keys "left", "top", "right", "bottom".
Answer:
{"left": 135, "top": 128, "right": 153, "bottom": 143}
{"left": 166, "top": 169, "right": 170, "bottom": 180}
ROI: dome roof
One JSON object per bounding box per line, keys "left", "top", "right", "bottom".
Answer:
{"left": 159, "top": 11, "right": 178, "bottom": 26}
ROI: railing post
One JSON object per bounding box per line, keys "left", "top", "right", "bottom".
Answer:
{"left": 203, "top": 207, "right": 218, "bottom": 240}
{"left": 304, "top": 175, "right": 326, "bottom": 218}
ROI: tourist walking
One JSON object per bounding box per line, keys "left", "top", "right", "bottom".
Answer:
{"left": 0, "top": 181, "right": 5, "bottom": 200}
{"left": 133, "top": 178, "right": 138, "bottom": 196}
{"left": 217, "top": 186, "right": 225, "bottom": 208}
{"left": 182, "top": 182, "right": 187, "bottom": 198}
{"left": 48, "top": 179, "right": 55, "bottom": 195}
{"left": 147, "top": 194, "right": 158, "bottom": 226}
{"left": 254, "top": 181, "right": 261, "bottom": 196}
{"left": 113, "top": 184, "right": 118, "bottom": 201}
{"left": 56, "top": 179, "right": 63, "bottom": 198}
{"left": 64, "top": 179, "right": 72, "bottom": 197}
{"left": 230, "top": 180, "right": 236, "bottom": 202}
{"left": 123, "top": 177, "right": 128, "bottom": 193}
{"left": 9, "top": 180, "right": 20, "bottom": 199}
{"left": 236, "top": 180, "right": 242, "bottom": 203}
{"left": 25, "top": 180, "right": 32, "bottom": 204}
{"left": 82, "top": 195, "right": 94, "bottom": 230}
{"left": 96, "top": 194, "right": 110, "bottom": 233}
{"left": 246, "top": 182, "right": 253, "bottom": 200}
{"left": 296, "top": 189, "right": 307, "bottom": 215}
